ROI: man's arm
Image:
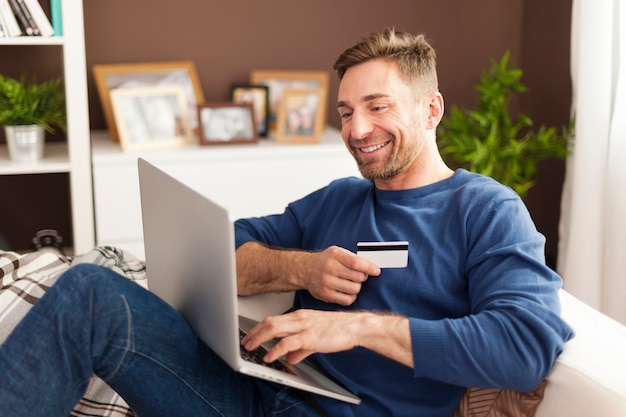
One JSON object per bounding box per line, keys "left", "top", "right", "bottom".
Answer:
{"left": 241, "top": 309, "right": 414, "bottom": 368}
{"left": 236, "top": 241, "right": 380, "bottom": 306}
{"left": 236, "top": 241, "right": 413, "bottom": 367}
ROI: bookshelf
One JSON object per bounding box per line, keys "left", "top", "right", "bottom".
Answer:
{"left": 0, "top": 0, "right": 94, "bottom": 254}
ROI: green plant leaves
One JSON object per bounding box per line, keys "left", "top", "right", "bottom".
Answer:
{"left": 437, "top": 51, "right": 574, "bottom": 199}
{"left": 0, "top": 74, "right": 66, "bottom": 133}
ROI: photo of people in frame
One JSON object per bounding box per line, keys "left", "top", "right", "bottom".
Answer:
{"left": 284, "top": 95, "right": 317, "bottom": 137}
{"left": 231, "top": 85, "right": 269, "bottom": 137}
{"left": 250, "top": 70, "right": 329, "bottom": 131}
{"left": 198, "top": 103, "right": 258, "bottom": 145}
{"left": 93, "top": 62, "right": 205, "bottom": 143}
{"left": 110, "top": 85, "right": 192, "bottom": 152}
{"left": 276, "top": 88, "right": 325, "bottom": 144}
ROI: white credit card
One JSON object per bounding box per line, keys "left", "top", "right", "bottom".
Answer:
{"left": 356, "top": 241, "right": 409, "bottom": 268}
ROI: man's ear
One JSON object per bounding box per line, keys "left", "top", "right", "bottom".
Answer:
{"left": 425, "top": 92, "right": 444, "bottom": 129}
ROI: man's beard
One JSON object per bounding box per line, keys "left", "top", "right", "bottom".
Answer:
{"left": 357, "top": 156, "right": 403, "bottom": 180}
{"left": 352, "top": 136, "right": 418, "bottom": 181}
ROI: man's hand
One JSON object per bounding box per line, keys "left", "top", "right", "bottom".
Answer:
{"left": 236, "top": 242, "right": 381, "bottom": 306}
{"left": 299, "top": 245, "right": 380, "bottom": 305}
{"left": 241, "top": 309, "right": 413, "bottom": 368}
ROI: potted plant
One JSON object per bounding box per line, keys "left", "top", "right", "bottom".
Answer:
{"left": 436, "top": 52, "right": 574, "bottom": 199}
{"left": 0, "top": 74, "right": 66, "bottom": 162}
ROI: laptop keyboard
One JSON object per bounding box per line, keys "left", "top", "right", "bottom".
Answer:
{"left": 239, "top": 329, "right": 296, "bottom": 375}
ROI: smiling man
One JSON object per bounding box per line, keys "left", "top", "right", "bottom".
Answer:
{"left": 336, "top": 55, "right": 450, "bottom": 188}
{"left": 0, "top": 28, "right": 573, "bottom": 417}
{"left": 235, "top": 27, "right": 573, "bottom": 416}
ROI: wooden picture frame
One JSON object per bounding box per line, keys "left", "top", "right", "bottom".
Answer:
{"left": 110, "top": 85, "right": 192, "bottom": 152}
{"left": 230, "top": 84, "right": 269, "bottom": 137}
{"left": 197, "top": 102, "right": 258, "bottom": 145}
{"left": 250, "top": 70, "right": 329, "bottom": 130}
{"left": 275, "top": 88, "right": 325, "bottom": 144}
{"left": 93, "top": 61, "right": 205, "bottom": 142}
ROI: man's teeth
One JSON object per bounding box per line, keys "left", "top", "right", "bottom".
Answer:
{"left": 360, "top": 142, "right": 388, "bottom": 153}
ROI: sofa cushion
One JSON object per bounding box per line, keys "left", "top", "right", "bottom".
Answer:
{"left": 534, "top": 290, "right": 626, "bottom": 416}
{"left": 453, "top": 380, "right": 546, "bottom": 417}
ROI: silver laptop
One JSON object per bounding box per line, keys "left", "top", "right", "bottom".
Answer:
{"left": 137, "top": 158, "right": 360, "bottom": 405}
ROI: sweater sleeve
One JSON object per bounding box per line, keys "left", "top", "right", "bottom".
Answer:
{"left": 410, "top": 196, "right": 574, "bottom": 392}
{"left": 234, "top": 177, "right": 368, "bottom": 250}
{"left": 234, "top": 189, "right": 319, "bottom": 249}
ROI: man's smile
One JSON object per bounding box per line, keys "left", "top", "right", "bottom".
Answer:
{"left": 358, "top": 141, "right": 391, "bottom": 153}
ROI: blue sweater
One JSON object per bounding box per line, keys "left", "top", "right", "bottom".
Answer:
{"left": 235, "top": 169, "right": 574, "bottom": 417}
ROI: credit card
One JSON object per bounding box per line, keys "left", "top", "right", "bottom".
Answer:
{"left": 356, "top": 241, "right": 409, "bottom": 268}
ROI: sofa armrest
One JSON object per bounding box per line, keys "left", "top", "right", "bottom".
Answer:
{"left": 535, "top": 290, "right": 626, "bottom": 416}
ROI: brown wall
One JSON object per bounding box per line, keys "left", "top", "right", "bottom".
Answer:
{"left": 83, "top": 0, "right": 526, "bottom": 130}
{"left": 1, "top": 0, "right": 572, "bottom": 266}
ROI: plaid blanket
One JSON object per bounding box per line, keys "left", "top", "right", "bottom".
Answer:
{"left": 0, "top": 246, "right": 144, "bottom": 417}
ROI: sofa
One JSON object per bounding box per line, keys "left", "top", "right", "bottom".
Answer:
{"left": 2, "top": 247, "right": 626, "bottom": 416}
{"left": 534, "top": 289, "right": 626, "bottom": 416}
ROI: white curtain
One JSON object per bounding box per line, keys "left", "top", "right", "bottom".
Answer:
{"left": 558, "top": 0, "right": 626, "bottom": 324}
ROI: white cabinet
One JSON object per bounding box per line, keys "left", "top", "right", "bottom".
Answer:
{"left": 0, "top": 0, "right": 94, "bottom": 254}
{"left": 91, "top": 127, "right": 361, "bottom": 260}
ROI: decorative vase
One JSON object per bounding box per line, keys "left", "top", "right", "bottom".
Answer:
{"left": 4, "top": 125, "right": 45, "bottom": 162}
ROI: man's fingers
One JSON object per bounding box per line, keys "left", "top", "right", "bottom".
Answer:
{"left": 333, "top": 246, "right": 382, "bottom": 278}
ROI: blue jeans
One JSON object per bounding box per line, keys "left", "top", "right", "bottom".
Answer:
{"left": 0, "top": 264, "right": 323, "bottom": 417}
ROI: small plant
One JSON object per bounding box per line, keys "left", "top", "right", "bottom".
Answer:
{"left": 0, "top": 74, "right": 66, "bottom": 133}
{"left": 437, "top": 52, "right": 574, "bottom": 199}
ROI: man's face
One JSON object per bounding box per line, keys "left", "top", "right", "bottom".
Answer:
{"left": 337, "top": 59, "right": 427, "bottom": 182}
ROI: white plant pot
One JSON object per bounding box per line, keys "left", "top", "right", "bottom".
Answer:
{"left": 4, "top": 124, "right": 45, "bottom": 162}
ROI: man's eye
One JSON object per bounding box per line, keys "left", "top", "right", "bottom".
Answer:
{"left": 340, "top": 111, "right": 353, "bottom": 119}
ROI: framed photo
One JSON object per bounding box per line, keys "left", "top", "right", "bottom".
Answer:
{"left": 109, "top": 85, "right": 193, "bottom": 152}
{"left": 275, "top": 88, "right": 325, "bottom": 144}
{"left": 250, "top": 70, "right": 329, "bottom": 130}
{"left": 197, "top": 102, "right": 258, "bottom": 145}
{"left": 93, "top": 61, "right": 205, "bottom": 142}
{"left": 231, "top": 84, "right": 269, "bottom": 137}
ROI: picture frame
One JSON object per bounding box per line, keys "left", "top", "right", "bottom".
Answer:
{"left": 197, "top": 102, "right": 258, "bottom": 145}
{"left": 93, "top": 61, "right": 205, "bottom": 142}
{"left": 230, "top": 84, "right": 269, "bottom": 137}
{"left": 109, "top": 85, "right": 193, "bottom": 152}
{"left": 249, "top": 70, "right": 329, "bottom": 130}
{"left": 275, "top": 88, "right": 325, "bottom": 144}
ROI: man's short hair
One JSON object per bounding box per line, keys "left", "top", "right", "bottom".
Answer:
{"left": 333, "top": 27, "right": 439, "bottom": 96}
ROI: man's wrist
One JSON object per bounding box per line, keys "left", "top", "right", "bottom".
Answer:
{"left": 355, "top": 311, "right": 414, "bottom": 368}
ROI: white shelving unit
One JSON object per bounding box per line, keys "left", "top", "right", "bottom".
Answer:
{"left": 0, "top": 0, "right": 95, "bottom": 254}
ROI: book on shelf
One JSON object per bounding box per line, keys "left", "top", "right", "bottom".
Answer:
{"left": 23, "top": 0, "right": 54, "bottom": 36}
{"left": 0, "top": 0, "right": 54, "bottom": 37}
{"left": 50, "top": 0, "right": 60, "bottom": 36}
{"left": 8, "top": 0, "right": 37, "bottom": 35}
{"left": 0, "top": 0, "right": 22, "bottom": 36}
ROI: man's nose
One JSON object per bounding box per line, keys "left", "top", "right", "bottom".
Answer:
{"left": 349, "top": 111, "right": 373, "bottom": 140}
